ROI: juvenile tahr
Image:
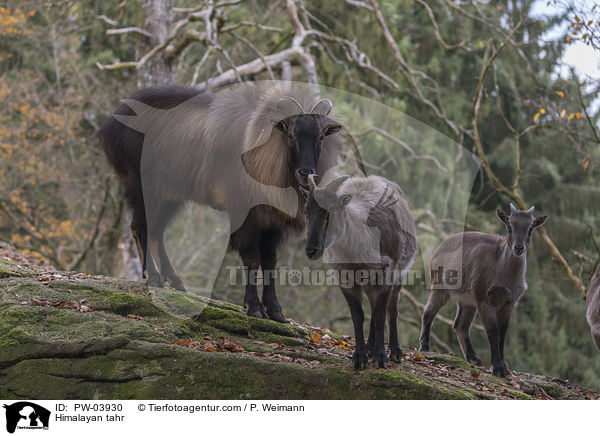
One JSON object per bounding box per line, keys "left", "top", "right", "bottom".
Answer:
{"left": 304, "top": 174, "right": 417, "bottom": 369}
{"left": 419, "top": 204, "right": 547, "bottom": 377}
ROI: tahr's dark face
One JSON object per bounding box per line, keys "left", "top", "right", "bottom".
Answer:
{"left": 304, "top": 189, "right": 329, "bottom": 260}
{"left": 497, "top": 207, "right": 547, "bottom": 256}
{"left": 273, "top": 114, "right": 341, "bottom": 187}
{"left": 303, "top": 184, "right": 351, "bottom": 260}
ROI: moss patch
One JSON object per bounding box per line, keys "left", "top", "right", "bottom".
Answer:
{"left": 0, "top": 258, "right": 597, "bottom": 400}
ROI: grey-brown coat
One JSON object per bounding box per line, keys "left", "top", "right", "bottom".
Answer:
{"left": 99, "top": 82, "right": 348, "bottom": 322}
{"left": 304, "top": 174, "right": 417, "bottom": 368}
{"left": 419, "top": 204, "right": 547, "bottom": 377}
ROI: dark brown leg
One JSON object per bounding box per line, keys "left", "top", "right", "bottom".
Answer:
{"left": 387, "top": 287, "right": 402, "bottom": 362}
{"left": 370, "top": 288, "right": 391, "bottom": 368}
{"left": 259, "top": 230, "right": 285, "bottom": 322}
{"left": 453, "top": 303, "right": 482, "bottom": 365}
{"left": 342, "top": 287, "right": 367, "bottom": 370}
{"left": 478, "top": 303, "right": 508, "bottom": 377}
{"left": 419, "top": 289, "right": 450, "bottom": 351}
{"left": 239, "top": 242, "right": 265, "bottom": 318}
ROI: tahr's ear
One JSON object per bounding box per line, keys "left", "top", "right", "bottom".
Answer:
{"left": 532, "top": 215, "right": 547, "bottom": 229}
{"left": 324, "top": 124, "right": 342, "bottom": 136}
{"left": 298, "top": 185, "right": 309, "bottom": 199}
{"left": 272, "top": 119, "right": 288, "bottom": 133}
{"left": 339, "top": 194, "right": 352, "bottom": 208}
{"left": 497, "top": 209, "right": 509, "bottom": 226}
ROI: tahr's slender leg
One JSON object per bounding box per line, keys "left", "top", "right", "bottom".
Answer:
{"left": 259, "top": 230, "right": 285, "bottom": 322}
{"left": 342, "top": 287, "right": 368, "bottom": 370}
{"left": 453, "top": 303, "right": 482, "bottom": 365}
{"left": 419, "top": 290, "right": 450, "bottom": 351}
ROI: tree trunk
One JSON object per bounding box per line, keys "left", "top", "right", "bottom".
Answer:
{"left": 137, "top": 0, "right": 174, "bottom": 87}
{"left": 118, "top": 0, "right": 174, "bottom": 281}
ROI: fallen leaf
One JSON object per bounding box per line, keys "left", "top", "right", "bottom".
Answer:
{"left": 173, "top": 339, "right": 192, "bottom": 346}
{"left": 310, "top": 332, "right": 322, "bottom": 343}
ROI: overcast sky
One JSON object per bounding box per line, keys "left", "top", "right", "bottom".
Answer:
{"left": 531, "top": 0, "right": 600, "bottom": 79}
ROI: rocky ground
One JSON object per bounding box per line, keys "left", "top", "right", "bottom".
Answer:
{"left": 0, "top": 247, "right": 598, "bottom": 400}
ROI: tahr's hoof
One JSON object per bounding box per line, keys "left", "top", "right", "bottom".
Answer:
{"left": 246, "top": 308, "right": 264, "bottom": 319}
{"left": 166, "top": 276, "right": 186, "bottom": 292}
{"left": 491, "top": 363, "right": 509, "bottom": 378}
{"left": 389, "top": 347, "right": 403, "bottom": 363}
{"left": 374, "top": 351, "right": 389, "bottom": 369}
{"left": 468, "top": 356, "right": 483, "bottom": 366}
{"left": 267, "top": 311, "right": 287, "bottom": 323}
{"left": 365, "top": 342, "right": 375, "bottom": 357}
{"left": 147, "top": 276, "right": 164, "bottom": 288}
{"left": 419, "top": 343, "right": 430, "bottom": 352}
{"left": 352, "top": 351, "right": 368, "bottom": 370}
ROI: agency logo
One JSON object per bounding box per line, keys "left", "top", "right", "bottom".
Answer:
{"left": 2, "top": 402, "right": 50, "bottom": 434}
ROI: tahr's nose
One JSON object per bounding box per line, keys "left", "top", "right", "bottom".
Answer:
{"left": 296, "top": 168, "right": 314, "bottom": 184}
{"left": 306, "top": 247, "right": 322, "bottom": 259}
{"left": 513, "top": 244, "right": 524, "bottom": 254}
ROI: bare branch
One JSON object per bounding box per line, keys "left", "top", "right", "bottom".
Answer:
{"left": 221, "top": 21, "right": 283, "bottom": 33}
{"left": 68, "top": 179, "right": 110, "bottom": 271}
{"left": 106, "top": 27, "right": 154, "bottom": 38}
{"left": 369, "top": 0, "right": 460, "bottom": 137}
{"left": 576, "top": 80, "right": 600, "bottom": 145}
{"left": 199, "top": 47, "right": 304, "bottom": 89}
{"left": 97, "top": 14, "right": 117, "bottom": 26}
{"left": 230, "top": 32, "right": 276, "bottom": 80}
{"left": 398, "top": 314, "right": 454, "bottom": 354}
{"left": 400, "top": 288, "right": 485, "bottom": 332}
{"left": 344, "top": 0, "right": 373, "bottom": 10}
{"left": 415, "top": 0, "right": 471, "bottom": 52}
{"left": 191, "top": 48, "right": 213, "bottom": 86}
{"left": 95, "top": 61, "right": 139, "bottom": 71}
{"left": 356, "top": 127, "right": 448, "bottom": 172}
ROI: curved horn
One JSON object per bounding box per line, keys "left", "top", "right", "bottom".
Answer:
{"left": 278, "top": 96, "right": 305, "bottom": 114}
{"left": 324, "top": 175, "right": 349, "bottom": 193}
{"left": 527, "top": 206, "right": 535, "bottom": 214}
{"left": 344, "top": 128, "right": 368, "bottom": 176}
{"left": 510, "top": 203, "right": 517, "bottom": 215}
{"left": 308, "top": 173, "right": 320, "bottom": 191}
{"left": 310, "top": 98, "right": 333, "bottom": 116}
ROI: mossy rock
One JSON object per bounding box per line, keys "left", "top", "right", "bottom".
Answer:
{"left": 0, "top": 258, "right": 33, "bottom": 278}
{"left": 0, "top": 260, "right": 597, "bottom": 400}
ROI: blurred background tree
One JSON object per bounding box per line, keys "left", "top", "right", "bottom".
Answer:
{"left": 1, "top": 0, "right": 599, "bottom": 389}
